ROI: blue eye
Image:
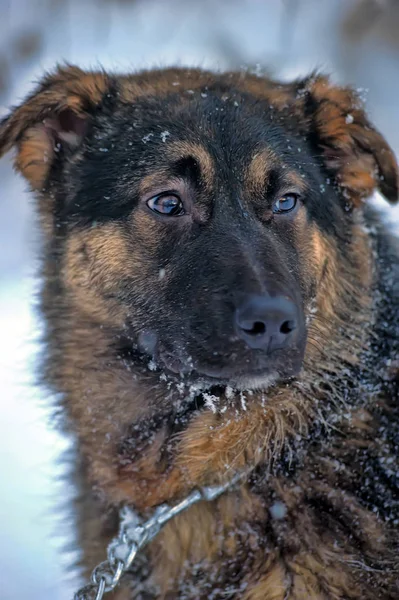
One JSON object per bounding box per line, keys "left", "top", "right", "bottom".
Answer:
{"left": 273, "top": 193, "right": 299, "bottom": 214}
{"left": 147, "top": 193, "right": 185, "bottom": 216}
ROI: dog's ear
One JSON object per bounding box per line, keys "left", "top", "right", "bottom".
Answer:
{"left": 299, "top": 74, "right": 398, "bottom": 206}
{"left": 0, "top": 65, "right": 111, "bottom": 190}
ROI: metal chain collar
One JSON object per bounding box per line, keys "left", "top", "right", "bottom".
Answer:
{"left": 74, "top": 471, "right": 246, "bottom": 600}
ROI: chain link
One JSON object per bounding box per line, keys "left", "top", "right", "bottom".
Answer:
{"left": 74, "top": 471, "right": 245, "bottom": 599}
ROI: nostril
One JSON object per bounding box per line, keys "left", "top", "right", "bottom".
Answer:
{"left": 243, "top": 321, "right": 266, "bottom": 336}
{"left": 235, "top": 295, "right": 299, "bottom": 350}
{"left": 280, "top": 319, "right": 296, "bottom": 335}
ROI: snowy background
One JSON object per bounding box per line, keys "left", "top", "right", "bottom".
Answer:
{"left": 0, "top": 1, "right": 399, "bottom": 598}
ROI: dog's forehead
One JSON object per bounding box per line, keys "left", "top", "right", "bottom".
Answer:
{"left": 66, "top": 81, "right": 319, "bottom": 224}
{"left": 102, "top": 84, "right": 308, "bottom": 190}
{"left": 117, "top": 85, "right": 291, "bottom": 150}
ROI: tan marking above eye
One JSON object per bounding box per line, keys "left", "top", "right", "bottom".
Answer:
{"left": 139, "top": 169, "right": 176, "bottom": 197}
{"left": 283, "top": 170, "right": 309, "bottom": 194}
{"left": 166, "top": 141, "right": 215, "bottom": 192}
{"left": 245, "top": 150, "right": 309, "bottom": 199}
{"left": 245, "top": 149, "right": 277, "bottom": 196}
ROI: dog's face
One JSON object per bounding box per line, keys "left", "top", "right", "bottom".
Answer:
{"left": 70, "top": 92, "right": 323, "bottom": 389}
{"left": 1, "top": 66, "right": 398, "bottom": 507}
{"left": 0, "top": 67, "right": 397, "bottom": 396}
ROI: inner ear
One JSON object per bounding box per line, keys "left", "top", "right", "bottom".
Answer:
{"left": 45, "top": 108, "right": 88, "bottom": 148}
{"left": 17, "top": 108, "right": 89, "bottom": 190}
{"left": 0, "top": 65, "right": 111, "bottom": 190}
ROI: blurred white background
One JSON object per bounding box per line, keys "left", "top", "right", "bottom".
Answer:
{"left": 1, "top": 1, "right": 399, "bottom": 598}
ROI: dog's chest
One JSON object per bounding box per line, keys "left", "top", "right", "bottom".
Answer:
{"left": 125, "top": 407, "right": 399, "bottom": 600}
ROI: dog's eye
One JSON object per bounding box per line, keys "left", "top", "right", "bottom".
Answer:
{"left": 273, "top": 193, "right": 299, "bottom": 215}
{"left": 147, "top": 193, "right": 185, "bottom": 216}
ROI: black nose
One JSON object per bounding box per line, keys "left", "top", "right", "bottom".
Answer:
{"left": 235, "top": 295, "right": 298, "bottom": 351}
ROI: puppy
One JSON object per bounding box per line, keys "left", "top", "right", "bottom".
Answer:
{"left": 1, "top": 65, "right": 398, "bottom": 599}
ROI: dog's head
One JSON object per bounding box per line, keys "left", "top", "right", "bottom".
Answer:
{"left": 1, "top": 66, "right": 398, "bottom": 504}
{"left": 2, "top": 66, "right": 397, "bottom": 389}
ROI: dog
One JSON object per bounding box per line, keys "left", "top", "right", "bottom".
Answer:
{"left": 1, "top": 65, "right": 398, "bottom": 599}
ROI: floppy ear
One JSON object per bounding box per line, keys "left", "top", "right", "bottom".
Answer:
{"left": 0, "top": 65, "right": 111, "bottom": 190}
{"left": 300, "top": 74, "right": 398, "bottom": 206}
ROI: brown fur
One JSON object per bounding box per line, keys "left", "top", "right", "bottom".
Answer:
{"left": 1, "top": 65, "right": 398, "bottom": 599}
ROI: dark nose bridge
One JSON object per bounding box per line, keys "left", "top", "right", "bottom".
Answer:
{"left": 235, "top": 241, "right": 267, "bottom": 296}
{"left": 212, "top": 221, "right": 276, "bottom": 298}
